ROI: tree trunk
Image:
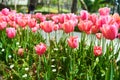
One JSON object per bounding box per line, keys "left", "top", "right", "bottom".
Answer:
{"left": 57, "top": 0, "right": 60, "bottom": 13}
{"left": 28, "top": 0, "right": 38, "bottom": 13}
{"left": 71, "top": 0, "right": 77, "bottom": 13}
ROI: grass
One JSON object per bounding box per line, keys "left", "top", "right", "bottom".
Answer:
{"left": 35, "top": 6, "right": 69, "bottom": 14}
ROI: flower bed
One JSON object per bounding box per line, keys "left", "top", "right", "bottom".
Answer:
{"left": 0, "top": 7, "right": 120, "bottom": 80}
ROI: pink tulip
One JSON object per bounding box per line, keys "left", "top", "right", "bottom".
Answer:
{"left": 1, "top": 16, "right": 10, "bottom": 22}
{"left": 78, "top": 20, "right": 93, "bottom": 34}
{"left": 89, "top": 13, "right": 98, "bottom": 24}
{"left": 100, "top": 15, "right": 115, "bottom": 25}
{"left": 6, "top": 28, "right": 16, "bottom": 38}
{"left": 54, "top": 24, "right": 59, "bottom": 31}
{"left": 35, "top": 43, "right": 47, "bottom": 56}
{"left": 100, "top": 23, "right": 118, "bottom": 40}
{"left": 65, "top": 13, "right": 78, "bottom": 22}
{"left": 62, "top": 20, "right": 75, "bottom": 33}
{"left": 0, "top": 21, "right": 7, "bottom": 30}
{"left": 98, "top": 7, "right": 110, "bottom": 16}
{"left": 67, "top": 36, "right": 78, "bottom": 48}
{"left": 35, "top": 13, "right": 46, "bottom": 22}
{"left": 16, "top": 17, "right": 27, "bottom": 28}
{"left": 95, "top": 33, "right": 102, "bottom": 40}
{"left": 8, "top": 13, "right": 16, "bottom": 21}
{"left": 8, "top": 21, "right": 17, "bottom": 28}
{"left": 52, "top": 15, "right": 59, "bottom": 23}
{"left": 28, "top": 18, "right": 37, "bottom": 28}
{"left": 80, "top": 10, "right": 89, "bottom": 20}
{"left": 113, "top": 13, "right": 120, "bottom": 28}
{"left": 93, "top": 46, "right": 102, "bottom": 56}
{"left": 31, "top": 24, "right": 39, "bottom": 33}
{"left": 18, "top": 48, "right": 24, "bottom": 56}
{"left": 117, "top": 33, "right": 120, "bottom": 39}
{"left": 91, "top": 25, "right": 100, "bottom": 34}
{"left": 58, "top": 14, "right": 66, "bottom": 23}
{"left": 1, "top": 8, "right": 10, "bottom": 16}
{"left": 40, "top": 21, "right": 54, "bottom": 33}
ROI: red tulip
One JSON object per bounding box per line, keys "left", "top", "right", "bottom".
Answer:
{"left": 0, "top": 21, "right": 7, "bottom": 30}
{"left": 62, "top": 20, "right": 75, "bottom": 33}
{"left": 35, "top": 43, "right": 47, "bottom": 56}
{"left": 100, "top": 23, "right": 118, "bottom": 40}
{"left": 6, "top": 28, "right": 16, "bottom": 38}
{"left": 40, "top": 21, "right": 54, "bottom": 33}
{"left": 67, "top": 36, "right": 78, "bottom": 48}
{"left": 93, "top": 46, "right": 102, "bottom": 56}
{"left": 98, "top": 7, "right": 110, "bottom": 16}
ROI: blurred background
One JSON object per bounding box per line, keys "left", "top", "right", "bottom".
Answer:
{"left": 0, "top": 0, "right": 120, "bottom": 14}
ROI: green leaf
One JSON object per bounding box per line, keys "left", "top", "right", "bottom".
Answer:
{"left": 105, "top": 62, "right": 114, "bottom": 80}
{"left": 0, "top": 42, "right": 2, "bottom": 48}
{"left": 110, "top": 62, "right": 114, "bottom": 80}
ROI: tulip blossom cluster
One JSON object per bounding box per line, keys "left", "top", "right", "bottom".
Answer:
{"left": 0, "top": 7, "right": 120, "bottom": 40}
{"left": 0, "top": 7, "right": 120, "bottom": 56}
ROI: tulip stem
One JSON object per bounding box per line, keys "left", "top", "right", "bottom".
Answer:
{"left": 69, "top": 48, "right": 73, "bottom": 80}
{"left": 37, "top": 56, "right": 41, "bottom": 80}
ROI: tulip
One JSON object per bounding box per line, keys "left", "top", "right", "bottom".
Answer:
{"left": 16, "top": 17, "right": 27, "bottom": 28}
{"left": 18, "top": 48, "right": 24, "bottom": 56}
{"left": 28, "top": 18, "right": 37, "bottom": 28}
{"left": 1, "top": 8, "right": 10, "bottom": 16}
{"left": 98, "top": 7, "right": 110, "bottom": 16}
{"left": 91, "top": 25, "right": 100, "bottom": 34}
{"left": 6, "top": 27, "right": 16, "bottom": 38}
{"left": 40, "top": 21, "right": 54, "bottom": 33}
{"left": 35, "top": 13, "right": 46, "bottom": 22}
{"left": 95, "top": 33, "right": 102, "bottom": 40}
{"left": 89, "top": 13, "right": 98, "bottom": 24}
{"left": 58, "top": 14, "right": 66, "bottom": 23}
{"left": 0, "top": 21, "right": 7, "bottom": 30}
{"left": 78, "top": 20, "right": 93, "bottom": 34}
{"left": 117, "top": 33, "right": 120, "bottom": 39}
{"left": 35, "top": 43, "right": 47, "bottom": 56}
{"left": 52, "top": 15, "right": 59, "bottom": 23}
{"left": 80, "top": 10, "right": 89, "bottom": 20}
{"left": 54, "top": 24, "right": 59, "bottom": 31}
{"left": 8, "top": 21, "right": 17, "bottom": 28}
{"left": 93, "top": 46, "right": 102, "bottom": 56}
{"left": 67, "top": 36, "right": 78, "bottom": 48}
{"left": 113, "top": 13, "right": 120, "bottom": 28}
{"left": 100, "top": 23, "right": 118, "bottom": 40}
{"left": 62, "top": 20, "right": 75, "bottom": 33}
{"left": 8, "top": 14, "right": 16, "bottom": 21}
{"left": 1, "top": 15, "right": 10, "bottom": 22}
{"left": 31, "top": 24, "right": 39, "bottom": 33}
